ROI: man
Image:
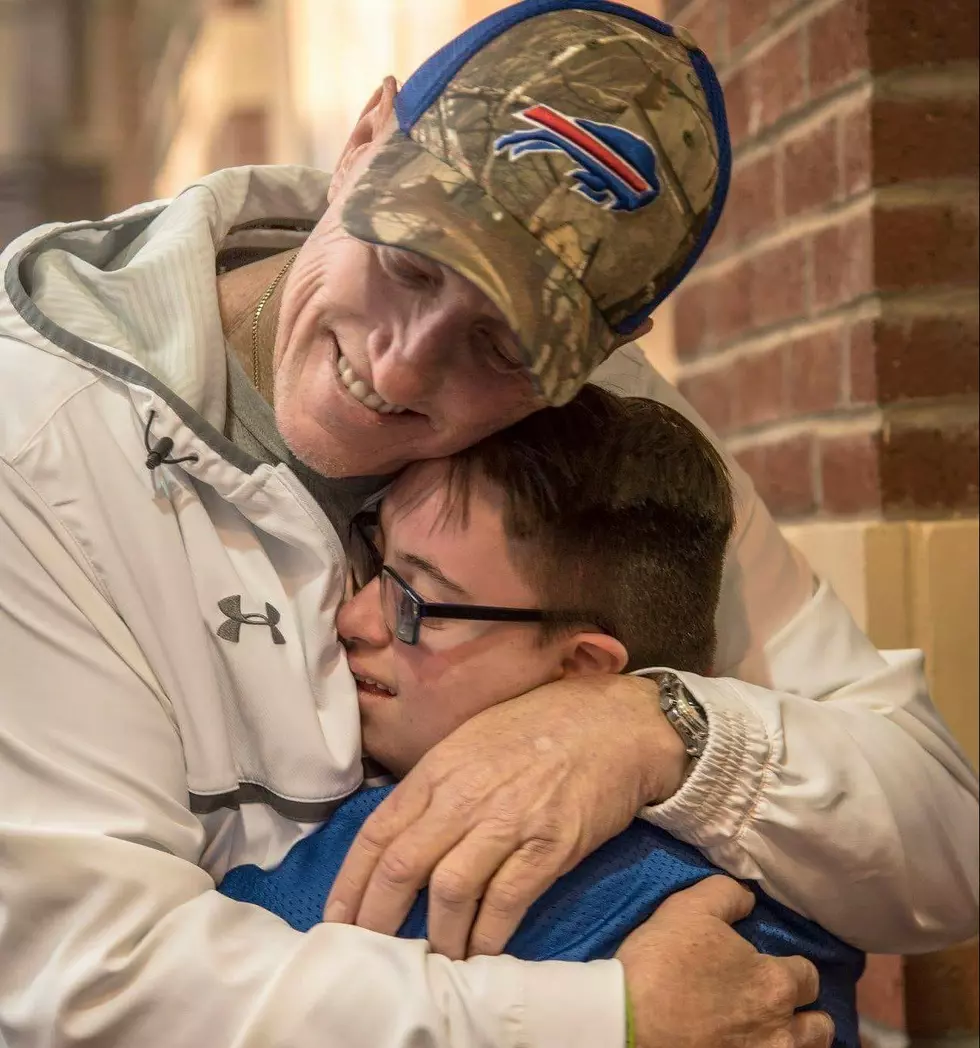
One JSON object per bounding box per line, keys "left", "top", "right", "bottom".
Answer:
{"left": 0, "top": 3, "right": 975, "bottom": 1048}
{"left": 219, "top": 388, "right": 865, "bottom": 1048}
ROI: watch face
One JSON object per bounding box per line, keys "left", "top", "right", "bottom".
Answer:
{"left": 656, "top": 673, "right": 708, "bottom": 758}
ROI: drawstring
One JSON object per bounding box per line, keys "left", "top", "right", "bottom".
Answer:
{"left": 143, "top": 411, "right": 199, "bottom": 470}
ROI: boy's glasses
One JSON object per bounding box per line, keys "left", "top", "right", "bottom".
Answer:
{"left": 350, "top": 510, "right": 596, "bottom": 647}
{"left": 380, "top": 565, "right": 551, "bottom": 646}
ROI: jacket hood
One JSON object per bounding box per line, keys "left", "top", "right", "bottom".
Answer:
{"left": 1, "top": 166, "right": 330, "bottom": 432}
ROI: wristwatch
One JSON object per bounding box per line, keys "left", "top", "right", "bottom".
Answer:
{"left": 654, "top": 671, "right": 710, "bottom": 760}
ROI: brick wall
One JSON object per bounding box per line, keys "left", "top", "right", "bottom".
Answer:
{"left": 663, "top": 0, "right": 979, "bottom": 1044}
{"left": 667, "top": 0, "right": 978, "bottom": 524}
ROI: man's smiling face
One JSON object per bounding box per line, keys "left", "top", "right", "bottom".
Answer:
{"left": 273, "top": 232, "right": 542, "bottom": 478}
{"left": 270, "top": 80, "right": 543, "bottom": 478}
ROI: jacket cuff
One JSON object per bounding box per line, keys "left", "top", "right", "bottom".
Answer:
{"left": 634, "top": 670, "right": 771, "bottom": 848}
{"left": 516, "top": 957, "right": 626, "bottom": 1048}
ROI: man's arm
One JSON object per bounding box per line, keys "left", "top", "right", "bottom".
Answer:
{"left": 0, "top": 458, "right": 619, "bottom": 1048}
{"left": 327, "top": 343, "right": 976, "bottom": 964}
{"left": 596, "top": 344, "right": 980, "bottom": 953}
{"left": 1, "top": 455, "right": 831, "bottom": 1048}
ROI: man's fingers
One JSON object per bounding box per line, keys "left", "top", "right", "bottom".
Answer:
{"left": 467, "top": 835, "right": 569, "bottom": 957}
{"left": 790, "top": 1010, "right": 835, "bottom": 1048}
{"left": 324, "top": 783, "right": 430, "bottom": 924}
{"left": 352, "top": 808, "right": 474, "bottom": 935}
{"left": 778, "top": 954, "right": 821, "bottom": 1008}
{"left": 426, "top": 827, "right": 517, "bottom": 960}
{"left": 659, "top": 875, "right": 756, "bottom": 926}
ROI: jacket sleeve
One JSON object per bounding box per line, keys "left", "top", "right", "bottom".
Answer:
{"left": 594, "top": 346, "right": 980, "bottom": 956}
{"left": 0, "top": 457, "right": 624, "bottom": 1048}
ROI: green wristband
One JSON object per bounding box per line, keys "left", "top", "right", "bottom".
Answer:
{"left": 625, "top": 983, "right": 636, "bottom": 1048}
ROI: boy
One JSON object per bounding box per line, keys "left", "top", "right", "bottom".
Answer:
{"left": 221, "top": 386, "right": 863, "bottom": 1046}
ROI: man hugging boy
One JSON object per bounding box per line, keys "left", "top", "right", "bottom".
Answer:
{"left": 221, "top": 384, "right": 863, "bottom": 1047}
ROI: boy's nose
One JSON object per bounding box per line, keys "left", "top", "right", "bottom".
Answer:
{"left": 337, "top": 577, "right": 389, "bottom": 649}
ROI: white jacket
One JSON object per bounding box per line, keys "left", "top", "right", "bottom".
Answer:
{"left": 0, "top": 166, "right": 976, "bottom": 1048}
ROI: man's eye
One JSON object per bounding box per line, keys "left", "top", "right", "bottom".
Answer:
{"left": 383, "top": 251, "right": 438, "bottom": 290}
{"left": 395, "top": 265, "right": 434, "bottom": 289}
{"left": 478, "top": 330, "right": 524, "bottom": 374}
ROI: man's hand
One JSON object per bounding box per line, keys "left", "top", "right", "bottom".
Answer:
{"left": 325, "top": 674, "right": 688, "bottom": 958}
{"left": 620, "top": 877, "right": 834, "bottom": 1048}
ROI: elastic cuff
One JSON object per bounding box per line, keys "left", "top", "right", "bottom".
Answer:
{"left": 519, "top": 958, "right": 626, "bottom": 1048}
{"left": 635, "top": 671, "right": 769, "bottom": 849}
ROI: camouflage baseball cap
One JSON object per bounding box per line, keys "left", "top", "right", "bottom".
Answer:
{"left": 341, "top": 0, "right": 731, "bottom": 405}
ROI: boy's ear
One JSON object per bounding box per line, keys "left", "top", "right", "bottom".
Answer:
{"left": 559, "top": 632, "right": 629, "bottom": 678}
{"left": 330, "top": 76, "right": 398, "bottom": 200}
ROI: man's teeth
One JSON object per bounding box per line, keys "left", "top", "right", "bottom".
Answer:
{"left": 354, "top": 673, "right": 396, "bottom": 695}
{"left": 337, "top": 355, "right": 406, "bottom": 415}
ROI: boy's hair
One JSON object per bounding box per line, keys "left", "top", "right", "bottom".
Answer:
{"left": 444, "top": 385, "right": 735, "bottom": 674}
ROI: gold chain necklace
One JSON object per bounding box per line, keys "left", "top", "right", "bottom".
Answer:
{"left": 250, "top": 251, "right": 299, "bottom": 390}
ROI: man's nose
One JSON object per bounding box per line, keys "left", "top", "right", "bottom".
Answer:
{"left": 367, "top": 308, "right": 465, "bottom": 408}
{"left": 337, "top": 577, "right": 389, "bottom": 649}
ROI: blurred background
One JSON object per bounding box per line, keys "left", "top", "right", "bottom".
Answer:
{"left": 0, "top": 0, "right": 605, "bottom": 237}
{"left": 0, "top": 2, "right": 977, "bottom": 1044}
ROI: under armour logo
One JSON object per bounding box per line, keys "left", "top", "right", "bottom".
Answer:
{"left": 216, "top": 595, "right": 286, "bottom": 645}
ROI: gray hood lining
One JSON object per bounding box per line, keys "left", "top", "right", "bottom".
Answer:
{"left": 3, "top": 213, "right": 315, "bottom": 477}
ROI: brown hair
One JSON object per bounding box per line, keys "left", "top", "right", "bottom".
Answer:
{"left": 444, "top": 384, "right": 735, "bottom": 673}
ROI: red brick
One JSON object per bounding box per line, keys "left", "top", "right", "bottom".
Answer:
{"left": 736, "top": 434, "right": 817, "bottom": 517}
{"left": 714, "top": 262, "right": 754, "bottom": 345}
{"left": 782, "top": 118, "right": 840, "bottom": 217}
{"left": 708, "top": 194, "right": 737, "bottom": 253}
{"left": 727, "top": 150, "right": 779, "bottom": 243}
{"left": 867, "top": 0, "right": 980, "bottom": 71}
{"left": 873, "top": 97, "right": 980, "bottom": 184}
{"left": 821, "top": 430, "right": 882, "bottom": 513}
{"left": 881, "top": 420, "right": 980, "bottom": 513}
{"left": 678, "top": 367, "right": 735, "bottom": 434}
{"left": 787, "top": 327, "right": 844, "bottom": 413}
{"left": 858, "top": 955, "right": 907, "bottom": 1031}
{"left": 841, "top": 105, "right": 872, "bottom": 197}
{"left": 848, "top": 318, "right": 878, "bottom": 404}
{"left": 809, "top": 0, "right": 871, "bottom": 98}
{"left": 733, "top": 348, "right": 786, "bottom": 429}
{"left": 812, "top": 210, "right": 874, "bottom": 310}
{"left": 750, "top": 30, "right": 808, "bottom": 135}
{"left": 904, "top": 941, "right": 979, "bottom": 1038}
{"left": 723, "top": 66, "right": 752, "bottom": 148}
{"left": 729, "top": 0, "right": 772, "bottom": 51}
{"left": 725, "top": 32, "right": 809, "bottom": 150}
{"left": 674, "top": 280, "right": 713, "bottom": 359}
{"left": 770, "top": 0, "right": 807, "bottom": 15}
{"left": 679, "top": 0, "right": 724, "bottom": 65}
{"left": 750, "top": 238, "right": 808, "bottom": 328}
{"left": 876, "top": 313, "right": 980, "bottom": 402}
{"left": 875, "top": 204, "right": 980, "bottom": 291}
{"left": 663, "top": 0, "right": 690, "bottom": 20}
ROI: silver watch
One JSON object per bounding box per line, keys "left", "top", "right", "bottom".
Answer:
{"left": 654, "top": 671, "right": 709, "bottom": 760}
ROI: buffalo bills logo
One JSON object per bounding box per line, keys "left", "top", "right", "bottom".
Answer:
{"left": 494, "top": 104, "right": 661, "bottom": 212}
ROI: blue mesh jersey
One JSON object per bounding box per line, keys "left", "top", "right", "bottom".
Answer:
{"left": 221, "top": 785, "right": 864, "bottom": 1048}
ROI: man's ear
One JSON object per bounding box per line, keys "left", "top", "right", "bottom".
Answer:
{"left": 559, "top": 632, "right": 629, "bottom": 678}
{"left": 330, "top": 76, "right": 398, "bottom": 200}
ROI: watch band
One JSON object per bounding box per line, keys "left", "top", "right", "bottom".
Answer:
{"left": 654, "top": 671, "right": 709, "bottom": 760}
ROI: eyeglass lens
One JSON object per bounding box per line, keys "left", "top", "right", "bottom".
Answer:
{"left": 380, "top": 570, "right": 418, "bottom": 644}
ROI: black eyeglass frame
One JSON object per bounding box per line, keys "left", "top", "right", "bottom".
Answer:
{"left": 351, "top": 510, "right": 602, "bottom": 647}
